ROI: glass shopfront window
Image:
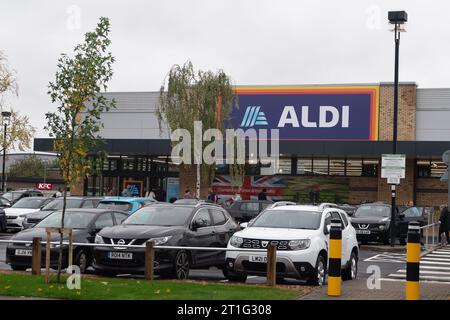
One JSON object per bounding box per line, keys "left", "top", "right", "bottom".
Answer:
{"left": 329, "top": 158, "right": 346, "bottom": 176}
{"left": 312, "top": 158, "right": 329, "bottom": 175}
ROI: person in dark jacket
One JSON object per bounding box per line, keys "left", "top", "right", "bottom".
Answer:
{"left": 258, "top": 189, "right": 267, "bottom": 201}
{"left": 439, "top": 205, "right": 449, "bottom": 244}
{"left": 207, "top": 188, "right": 217, "bottom": 203}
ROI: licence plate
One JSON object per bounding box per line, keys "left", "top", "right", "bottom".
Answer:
{"left": 108, "top": 252, "right": 133, "bottom": 260}
{"left": 249, "top": 255, "right": 267, "bottom": 263}
{"left": 356, "top": 230, "right": 371, "bottom": 235}
{"left": 15, "top": 249, "right": 32, "bottom": 256}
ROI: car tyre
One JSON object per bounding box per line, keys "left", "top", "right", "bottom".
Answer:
{"left": 224, "top": 269, "right": 247, "bottom": 282}
{"left": 10, "top": 265, "right": 27, "bottom": 271}
{"left": 75, "top": 250, "right": 89, "bottom": 274}
{"left": 172, "top": 250, "right": 190, "bottom": 280}
{"left": 307, "top": 254, "right": 327, "bottom": 286}
{"left": 342, "top": 251, "right": 358, "bottom": 281}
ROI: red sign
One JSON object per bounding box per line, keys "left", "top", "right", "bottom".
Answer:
{"left": 36, "top": 183, "right": 53, "bottom": 191}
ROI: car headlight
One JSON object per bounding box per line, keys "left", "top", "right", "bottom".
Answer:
{"left": 379, "top": 225, "right": 386, "bottom": 231}
{"left": 288, "top": 239, "right": 311, "bottom": 250}
{"left": 95, "top": 234, "right": 105, "bottom": 244}
{"left": 149, "top": 236, "right": 172, "bottom": 245}
{"left": 230, "top": 236, "right": 243, "bottom": 248}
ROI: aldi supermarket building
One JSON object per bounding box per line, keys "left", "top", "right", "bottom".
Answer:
{"left": 34, "top": 83, "right": 450, "bottom": 206}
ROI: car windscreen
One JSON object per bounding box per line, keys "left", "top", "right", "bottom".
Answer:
{"left": 11, "top": 197, "right": 46, "bottom": 209}
{"left": 354, "top": 205, "right": 390, "bottom": 217}
{"left": 251, "top": 209, "right": 322, "bottom": 230}
{"left": 97, "top": 201, "right": 133, "bottom": 212}
{"left": 36, "top": 211, "right": 96, "bottom": 229}
{"left": 41, "top": 199, "right": 84, "bottom": 211}
{"left": 123, "top": 206, "right": 193, "bottom": 226}
{"left": 1, "top": 192, "right": 13, "bottom": 201}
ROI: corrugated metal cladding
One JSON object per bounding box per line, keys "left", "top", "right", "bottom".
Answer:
{"left": 416, "top": 88, "right": 450, "bottom": 141}
{"left": 84, "top": 91, "right": 169, "bottom": 140}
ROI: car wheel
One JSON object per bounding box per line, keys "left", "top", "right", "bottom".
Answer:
{"left": 223, "top": 269, "right": 247, "bottom": 282}
{"left": 10, "top": 265, "right": 27, "bottom": 271}
{"left": 75, "top": 250, "right": 89, "bottom": 274}
{"left": 172, "top": 250, "right": 190, "bottom": 280}
{"left": 342, "top": 252, "right": 358, "bottom": 281}
{"left": 307, "top": 254, "right": 327, "bottom": 286}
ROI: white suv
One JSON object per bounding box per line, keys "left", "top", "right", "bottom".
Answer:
{"left": 225, "top": 204, "right": 359, "bottom": 285}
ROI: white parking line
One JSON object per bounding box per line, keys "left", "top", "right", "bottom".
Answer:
{"left": 428, "top": 251, "right": 450, "bottom": 256}
{"left": 396, "top": 269, "right": 450, "bottom": 276}
{"left": 422, "top": 257, "right": 450, "bottom": 262}
{"left": 379, "top": 278, "right": 450, "bottom": 285}
{"left": 421, "top": 260, "right": 450, "bottom": 266}
{"left": 419, "top": 265, "right": 450, "bottom": 271}
{"left": 388, "top": 273, "right": 450, "bottom": 281}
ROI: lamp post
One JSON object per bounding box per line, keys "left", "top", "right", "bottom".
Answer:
{"left": 1, "top": 111, "right": 11, "bottom": 192}
{"left": 388, "top": 11, "right": 407, "bottom": 246}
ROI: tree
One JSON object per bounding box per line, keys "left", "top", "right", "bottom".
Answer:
{"left": 157, "top": 61, "right": 235, "bottom": 198}
{"left": 0, "top": 52, "right": 36, "bottom": 151}
{"left": 8, "top": 155, "right": 57, "bottom": 178}
{"left": 45, "top": 17, "right": 115, "bottom": 282}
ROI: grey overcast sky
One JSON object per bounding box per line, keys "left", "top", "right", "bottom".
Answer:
{"left": 1, "top": 0, "right": 449, "bottom": 142}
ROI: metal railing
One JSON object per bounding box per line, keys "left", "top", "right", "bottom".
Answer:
{"left": 0, "top": 237, "right": 279, "bottom": 286}
{"left": 420, "top": 221, "right": 441, "bottom": 250}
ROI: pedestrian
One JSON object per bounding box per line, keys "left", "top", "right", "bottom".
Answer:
{"left": 207, "top": 187, "right": 217, "bottom": 203}
{"left": 146, "top": 188, "right": 156, "bottom": 200}
{"left": 258, "top": 188, "right": 267, "bottom": 201}
{"left": 121, "top": 186, "right": 131, "bottom": 197}
{"left": 438, "top": 204, "right": 449, "bottom": 245}
{"left": 184, "top": 189, "right": 192, "bottom": 199}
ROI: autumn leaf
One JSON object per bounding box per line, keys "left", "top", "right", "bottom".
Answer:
{"left": 3, "top": 286, "right": 10, "bottom": 289}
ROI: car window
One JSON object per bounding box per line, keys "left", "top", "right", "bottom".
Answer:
{"left": 261, "top": 202, "right": 271, "bottom": 210}
{"left": 210, "top": 209, "right": 227, "bottom": 226}
{"left": 81, "top": 200, "right": 94, "bottom": 208}
{"left": 97, "top": 201, "right": 133, "bottom": 212}
{"left": 94, "top": 213, "right": 115, "bottom": 229}
{"left": 338, "top": 211, "right": 349, "bottom": 227}
{"left": 403, "top": 207, "right": 422, "bottom": 218}
{"left": 241, "top": 202, "right": 259, "bottom": 212}
{"left": 324, "top": 213, "right": 332, "bottom": 227}
{"left": 192, "top": 209, "right": 212, "bottom": 228}
{"left": 331, "top": 211, "right": 344, "bottom": 229}
{"left": 113, "top": 212, "right": 128, "bottom": 224}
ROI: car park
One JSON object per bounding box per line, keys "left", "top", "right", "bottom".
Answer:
{"left": 93, "top": 202, "right": 239, "bottom": 279}
{"left": 226, "top": 200, "right": 273, "bottom": 223}
{"left": 97, "top": 197, "right": 157, "bottom": 214}
{"left": 225, "top": 204, "right": 359, "bottom": 286}
{"left": 22, "top": 196, "right": 103, "bottom": 229}
{"left": 6, "top": 208, "right": 130, "bottom": 272}
{"left": 5, "top": 197, "right": 53, "bottom": 231}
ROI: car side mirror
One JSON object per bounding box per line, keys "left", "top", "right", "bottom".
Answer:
{"left": 240, "top": 222, "right": 248, "bottom": 229}
{"left": 324, "top": 224, "right": 331, "bottom": 235}
{"left": 191, "top": 221, "right": 200, "bottom": 231}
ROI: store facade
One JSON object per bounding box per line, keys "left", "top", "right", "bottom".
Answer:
{"left": 33, "top": 83, "right": 450, "bottom": 206}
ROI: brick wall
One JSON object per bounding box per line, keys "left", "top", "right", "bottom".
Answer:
{"left": 416, "top": 178, "right": 448, "bottom": 207}
{"left": 378, "top": 83, "right": 416, "bottom": 141}
{"left": 348, "top": 177, "right": 378, "bottom": 204}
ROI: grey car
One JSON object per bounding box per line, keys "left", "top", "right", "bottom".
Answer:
{"left": 226, "top": 200, "right": 273, "bottom": 223}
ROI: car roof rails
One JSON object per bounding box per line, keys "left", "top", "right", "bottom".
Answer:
{"left": 318, "top": 203, "right": 338, "bottom": 211}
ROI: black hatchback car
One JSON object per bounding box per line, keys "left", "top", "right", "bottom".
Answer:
{"left": 6, "top": 208, "right": 129, "bottom": 273}
{"left": 226, "top": 200, "right": 273, "bottom": 223}
{"left": 93, "top": 203, "right": 240, "bottom": 279}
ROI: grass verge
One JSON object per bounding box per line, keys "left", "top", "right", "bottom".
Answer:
{"left": 0, "top": 273, "right": 303, "bottom": 300}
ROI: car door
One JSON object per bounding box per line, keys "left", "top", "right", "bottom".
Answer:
{"left": 188, "top": 208, "right": 216, "bottom": 266}
{"left": 210, "top": 208, "right": 231, "bottom": 263}
{"left": 324, "top": 211, "right": 347, "bottom": 266}
{"left": 335, "top": 211, "right": 351, "bottom": 264}
{"left": 397, "top": 207, "right": 422, "bottom": 238}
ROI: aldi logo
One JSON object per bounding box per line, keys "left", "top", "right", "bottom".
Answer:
{"left": 240, "top": 106, "right": 268, "bottom": 127}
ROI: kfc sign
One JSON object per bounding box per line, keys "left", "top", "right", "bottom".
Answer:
{"left": 36, "top": 183, "right": 53, "bottom": 190}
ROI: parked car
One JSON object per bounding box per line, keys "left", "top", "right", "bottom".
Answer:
{"left": 350, "top": 203, "right": 424, "bottom": 245}
{"left": 97, "top": 197, "right": 157, "bottom": 214}
{"left": 1, "top": 190, "right": 44, "bottom": 204}
{"left": 5, "top": 197, "right": 53, "bottom": 231}
{"left": 226, "top": 200, "right": 273, "bottom": 223}
{"left": 338, "top": 204, "right": 358, "bottom": 217}
{"left": 6, "top": 208, "right": 130, "bottom": 272}
{"left": 22, "top": 196, "right": 103, "bottom": 229}
{"left": 0, "top": 196, "right": 12, "bottom": 208}
{"left": 225, "top": 204, "right": 359, "bottom": 285}
{"left": 93, "top": 202, "right": 240, "bottom": 279}
{"left": 0, "top": 208, "right": 5, "bottom": 232}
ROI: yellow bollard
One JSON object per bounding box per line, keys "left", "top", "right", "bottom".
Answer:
{"left": 406, "top": 221, "right": 420, "bottom": 300}
{"left": 328, "top": 218, "right": 342, "bottom": 297}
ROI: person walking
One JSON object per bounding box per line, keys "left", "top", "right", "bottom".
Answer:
{"left": 439, "top": 205, "right": 449, "bottom": 245}
{"left": 258, "top": 189, "right": 267, "bottom": 201}
{"left": 121, "top": 186, "right": 131, "bottom": 197}
{"left": 184, "top": 189, "right": 192, "bottom": 199}
{"left": 207, "top": 187, "right": 217, "bottom": 203}
{"left": 146, "top": 189, "right": 156, "bottom": 200}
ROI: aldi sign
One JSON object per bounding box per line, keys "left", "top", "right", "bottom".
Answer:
{"left": 229, "top": 86, "right": 379, "bottom": 141}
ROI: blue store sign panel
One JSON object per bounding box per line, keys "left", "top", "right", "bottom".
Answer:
{"left": 229, "top": 86, "right": 379, "bottom": 141}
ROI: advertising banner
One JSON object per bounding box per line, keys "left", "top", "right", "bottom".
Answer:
{"left": 229, "top": 86, "right": 379, "bottom": 141}
{"left": 124, "top": 180, "right": 143, "bottom": 197}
